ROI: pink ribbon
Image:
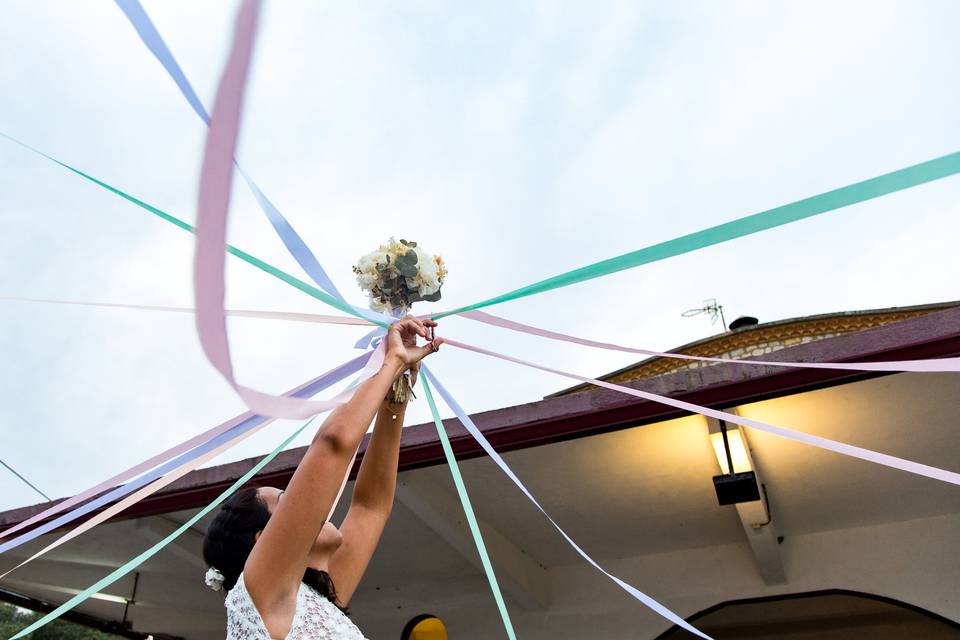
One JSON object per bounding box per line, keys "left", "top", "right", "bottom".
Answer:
{"left": 0, "top": 350, "right": 381, "bottom": 544}
{"left": 460, "top": 310, "right": 960, "bottom": 372}
{"left": 13, "top": 296, "right": 955, "bottom": 374}
{"left": 194, "top": 0, "right": 371, "bottom": 419}
{"left": 0, "top": 414, "right": 271, "bottom": 579}
{"left": 0, "top": 296, "right": 373, "bottom": 326}
{"left": 445, "top": 338, "right": 960, "bottom": 486}
{"left": 0, "top": 347, "right": 384, "bottom": 571}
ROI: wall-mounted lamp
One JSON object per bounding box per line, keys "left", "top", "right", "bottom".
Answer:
{"left": 711, "top": 420, "right": 760, "bottom": 505}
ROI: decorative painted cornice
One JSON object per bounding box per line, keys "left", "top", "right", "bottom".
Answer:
{"left": 554, "top": 301, "right": 960, "bottom": 395}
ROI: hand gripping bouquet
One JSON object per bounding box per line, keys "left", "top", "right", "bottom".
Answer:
{"left": 353, "top": 238, "right": 447, "bottom": 402}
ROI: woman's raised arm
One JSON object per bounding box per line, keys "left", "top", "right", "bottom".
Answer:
{"left": 243, "top": 317, "right": 441, "bottom": 609}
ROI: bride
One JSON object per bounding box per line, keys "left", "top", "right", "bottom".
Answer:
{"left": 202, "top": 317, "right": 443, "bottom": 639}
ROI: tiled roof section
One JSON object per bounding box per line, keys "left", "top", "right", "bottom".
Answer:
{"left": 551, "top": 301, "right": 960, "bottom": 397}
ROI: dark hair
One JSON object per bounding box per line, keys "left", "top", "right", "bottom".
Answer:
{"left": 203, "top": 486, "right": 347, "bottom": 613}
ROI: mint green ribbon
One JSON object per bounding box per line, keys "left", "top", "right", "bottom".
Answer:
{"left": 433, "top": 151, "right": 960, "bottom": 318}
{"left": 9, "top": 418, "right": 315, "bottom": 640}
{"left": 5, "top": 134, "right": 956, "bottom": 640}
{"left": 0, "top": 133, "right": 384, "bottom": 327}
{"left": 5, "top": 132, "right": 957, "bottom": 321}
{"left": 422, "top": 377, "right": 517, "bottom": 640}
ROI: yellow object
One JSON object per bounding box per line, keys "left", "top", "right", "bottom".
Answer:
{"left": 409, "top": 616, "right": 448, "bottom": 640}
{"left": 710, "top": 427, "right": 751, "bottom": 474}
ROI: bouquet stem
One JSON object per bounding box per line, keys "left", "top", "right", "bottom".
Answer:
{"left": 388, "top": 372, "right": 416, "bottom": 404}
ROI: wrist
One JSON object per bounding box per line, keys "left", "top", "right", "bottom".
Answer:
{"left": 383, "top": 354, "right": 406, "bottom": 378}
{"left": 382, "top": 396, "right": 408, "bottom": 411}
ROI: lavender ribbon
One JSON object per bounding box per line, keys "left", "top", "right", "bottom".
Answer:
{"left": 0, "top": 351, "right": 371, "bottom": 556}
{"left": 114, "top": 0, "right": 210, "bottom": 123}
{"left": 421, "top": 367, "right": 712, "bottom": 639}
{"left": 446, "top": 339, "right": 960, "bottom": 486}
{"left": 115, "top": 0, "right": 387, "bottom": 328}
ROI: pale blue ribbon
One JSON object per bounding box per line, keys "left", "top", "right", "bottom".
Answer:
{"left": 115, "top": 0, "right": 387, "bottom": 328}
{"left": 421, "top": 366, "right": 713, "bottom": 640}
{"left": 113, "top": 4, "right": 707, "bottom": 635}
{"left": 422, "top": 377, "right": 517, "bottom": 639}
{"left": 0, "top": 352, "right": 370, "bottom": 555}
{"left": 8, "top": 418, "right": 318, "bottom": 639}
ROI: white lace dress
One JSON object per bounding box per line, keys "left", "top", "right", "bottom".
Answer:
{"left": 225, "top": 573, "right": 367, "bottom": 639}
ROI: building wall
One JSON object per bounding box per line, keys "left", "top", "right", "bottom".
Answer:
{"left": 350, "top": 513, "right": 960, "bottom": 639}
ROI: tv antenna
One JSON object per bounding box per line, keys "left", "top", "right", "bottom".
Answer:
{"left": 682, "top": 298, "right": 727, "bottom": 331}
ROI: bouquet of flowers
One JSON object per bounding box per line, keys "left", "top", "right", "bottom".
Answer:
{"left": 353, "top": 238, "right": 447, "bottom": 401}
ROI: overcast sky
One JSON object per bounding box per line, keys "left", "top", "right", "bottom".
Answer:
{"left": 1, "top": 0, "right": 958, "bottom": 512}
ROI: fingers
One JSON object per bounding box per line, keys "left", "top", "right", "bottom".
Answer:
{"left": 397, "top": 315, "right": 428, "bottom": 339}
{"left": 410, "top": 337, "right": 443, "bottom": 364}
{"left": 389, "top": 317, "right": 442, "bottom": 364}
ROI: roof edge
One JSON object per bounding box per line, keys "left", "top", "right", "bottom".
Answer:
{"left": 2, "top": 304, "right": 959, "bottom": 530}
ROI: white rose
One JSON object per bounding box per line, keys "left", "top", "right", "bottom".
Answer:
{"left": 358, "top": 250, "right": 389, "bottom": 272}
{"left": 413, "top": 248, "right": 440, "bottom": 294}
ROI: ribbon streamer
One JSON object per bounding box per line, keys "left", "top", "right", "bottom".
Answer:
{"left": 0, "top": 352, "right": 367, "bottom": 544}
{"left": 115, "top": 0, "right": 210, "bottom": 123}
{"left": 5, "top": 5, "right": 954, "bottom": 635}
{"left": 192, "top": 0, "right": 376, "bottom": 420}
{"left": 9, "top": 296, "right": 958, "bottom": 374}
{"left": 433, "top": 152, "right": 960, "bottom": 318}
{"left": 8, "top": 419, "right": 316, "bottom": 639}
{"left": 422, "top": 377, "right": 517, "bottom": 640}
{"left": 0, "top": 349, "right": 379, "bottom": 557}
{"left": 115, "top": 0, "right": 389, "bottom": 328}
{"left": 0, "top": 131, "right": 373, "bottom": 324}
{"left": 445, "top": 339, "right": 960, "bottom": 486}
{"left": 421, "top": 367, "right": 713, "bottom": 639}
{"left": 0, "top": 296, "right": 373, "bottom": 326}
{"left": 114, "top": 13, "right": 393, "bottom": 538}
{"left": 460, "top": 309, "right": 960, "bottom": 372}
{"left": 1, "top": 404, "right": 270, "bottom": 580}
{"left": 5, "top": 133, "right": 959, "bottom": 373}
{"left": 112, "top": 1, "right": 960, "bottom": 349}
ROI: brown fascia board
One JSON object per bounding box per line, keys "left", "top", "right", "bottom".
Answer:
{"left": 2, "top": 305, "right": 959, "bottom": 531}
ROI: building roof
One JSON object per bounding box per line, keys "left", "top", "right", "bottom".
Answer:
{"left": 3, "top": 302, "right": 959, "bottom": 532}
{"left": 2, "top": 302, "right": 959, "bottom": 639}
{"left": 550, "top": 300, "right": 960, "bottom": 396}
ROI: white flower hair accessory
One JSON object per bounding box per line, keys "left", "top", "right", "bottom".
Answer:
{"left": 205, "top": 566, "right": 225, "bottom": 592}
